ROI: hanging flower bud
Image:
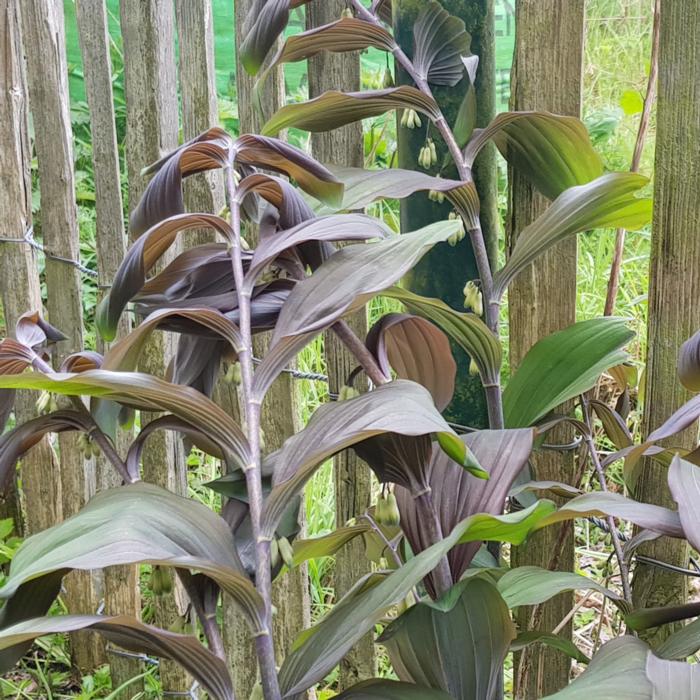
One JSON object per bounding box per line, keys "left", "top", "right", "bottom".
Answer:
{"left": 375, "top": 490, "right": 400, "bottom": 527}
{"left": 469, "top": 358, "right": 480, "bottom": 376}
{"left": 447, "top": 213, "right": 466, "bottom": 246}
{"left": 401, "top": 109, "right": 421, "bottom": 129}
{"left": 338, "top": 385, "right": 360, "bottom": 401}
{"left": 270, "top": 538, "right": 281, "bottom": 570}
{"left": 679, "top": 329, "right": 700, "bottom": 392}
{"left": 428, "top": 189, "right": 445, "bottom": 204}
{"left": 463, "top": 280, "right": 483, "bottom": 316}
{"left": 224, "top": 362, "right": 242, "bottom": 385}
{"left": 259, "top": 428, "right": 266, "bottom": 453}
{"left": 277, "top": 536, "right": 295, "bottom": 569}
{"left": 36, "top": 390, "right": 52, "bottom": 414}
{"left": 429, "top": 139, "right": 438, "bottom": 164}
{"left": 341, "top": 6, "right": 354, "bottom": 19}
{"left": 382, "top": 67, "right": 394, "bottom": 89}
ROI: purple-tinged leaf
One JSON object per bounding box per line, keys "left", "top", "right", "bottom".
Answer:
{"left": 0, "top": 482, "right": 264, "bottom": 632}
{"left": 278, "top": 501, "right": 555, "bottom": 697}
{"left": 244, "top": 214, "right": 390, "bottom": 292}
{"left": 273, "top": 220, "right": 462, "bottom": 342}
{"left": 678, "top": 329, "right": 700, "bottom": 392}
{"left": 366, "top": 313, "right": 456, "bottom": 411}
{"left": 316, "top": 166, "right": 480, "bottom": 228}
{"left": 381, "top": 286, "right": 501, "bottom": 386}
{"left": 237, "top": 173, "right": 315, "bottom": 229}
{"left": 668, "top": 455, "right": 700, "bottom": 550}
{"left": 0, "top": 371, "right": 251, "bottom": 472}
{"left": 239, "top": 0, "right": 311, "bottom": 76}
{"left": 60, "top": 351, "right": 103, "bottom": 373}
{"left": 97, "top": 213, "right": 235, "bottom": 341}
{"left": 397, "top": 429, "right": 533, "bottom": 594}
{"left": 509, "top": 480, "right": 582, "bottom": 500}
{"left": 590, "top": 399, "right": 633, "bottom": 449}
{"left": 15, "top": 311, "right": 66, "bottom": 349}
{"left": 261, "top": 87, "right": 441, "bottom": 137}
{"left": 537, "top": 491, "right": 684, "bottom": 538}
{"left": 413, "top": 0, "right": 471, "bottom": 87}
{"left": 0, "top": 615, "right": 233, "bottom": 700}
{"left": 132, "top": 128, "right": 232, "bottom": 238}
{"left": 260, "top": 380, "right": 470, "bottom": 539}
{"left": 234, "top": 134, "right": 343, "bottom": 207}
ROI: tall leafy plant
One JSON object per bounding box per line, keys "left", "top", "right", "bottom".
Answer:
{"left": 0, "top": 2, "right": 687, "bottom": 699}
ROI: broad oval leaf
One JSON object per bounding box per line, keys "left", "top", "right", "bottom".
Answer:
{"left": 503, "top": 317, "right": 634, "bottom": 428}
{"left": 272, "top": 220, "right": 462, "bottom": 341}
{"left": 244, "top": 213, "right": 390, "bottom": 292}
{"left": 239, "top": 0, "right": 311, "bottom": 75}
{"left": 0, "top": 483, "right": 264, "bottom": 632}
{"left": 366, "top": 313, "right": 456, "bottom": 411}
{"left": 668, "top": 455, "right": 700, "bottom": 550}
{"left": 381, "top": 286, "right": 501, "bottom": 385}
{"left": 0, "top": 371, "right": 251, "bottom": 472}
{"left": 379, "top": 578, "right": 515, "bottom": 700}
{"left": 494, "top": 173, "right": 652, "bottom": 299}
{"left": 0, "top": 615, "right": 233, "bottom": 700}
{"left": 315, "top": 166, "right": 479, "bottom": 229}
{"left": 260, "top": 380, "right": 471, "bottom": 538}
{"left": 261, "top": 87, "right": 441, "bottom": 136}
{"left": 465, "top": 111, "right": 604, "bottom": 200}
{"left": 278, "top": 501, "right": 555, "bottom": 697}
{"left": 413, "top": 0, "right": 471, "bottom": 87}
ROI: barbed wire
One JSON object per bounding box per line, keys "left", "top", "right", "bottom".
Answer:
{"left": 0, "top": 225, "right": 98, "bottom": 279}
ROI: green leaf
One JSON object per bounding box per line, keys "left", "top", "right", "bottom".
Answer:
{"left": 503, "top": 318, "right": 634, "bottom": 427}
{"left": 335, "top": 680, "right": 452, "bottom": 699}
{"left": 511, "top": 631, "right": 590, "bottom": 665}
{"left": 381, "top": 286, "right": 501, "bottom": 385}
{"left": 497, "top": 566, "right": 620, "bottom": 608}
{"left": 278, "top": 501, "right": 555, "bottom": 697}
{"left": 0, "top": 615, "right": 233, "bottom": 700}
{"left": 0, "top": 370, "right": 251, "bottom": 472}
{"left": 259, "top": 380, "right": 474, "bottom": 538}
{"left": 626, "top": 602, "right": 700, "bottom": 632}
{"left": 413, "top": 1, "right": 471, "bottom": 87}
{"left": 261, "top": 87, "right": 440, "bottom": 136}
{"left": 493, "top": 173, "right": 652, "bottom": 298}
{"left": 0, "top": 483, "right": 264, "bottom": 633}
{"left": 272, "top": 221, "right": 462, "bottom": 340}
{"left": 378, "top": 578, "right": 515, "bottom": 700}
{"left": 292, "top": 524, "right": 371, "bottom": 567}
{"left": 465, "top": 111, "right": 604, "bottom": 200}
{"left": 620, "top": 90, "right": 644, "bottom": 116}
{"left": 657, "top": 617, "right": 700, "bottom": 660}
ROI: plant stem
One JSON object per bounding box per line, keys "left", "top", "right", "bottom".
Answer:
{"left": 225, "top": 163, "right": 281, "bottom": 699}
{"left": 604, "top": 0, "right": 660, "bottom": 316}
{"left": 581, "top": 397, "right": 633, "bottom": 606}
{"left": 176, "top": 570, "right": 226, "bottom": 661}
{"left": 414, "top": 490, "right": 453, "bottom": 598}
{"left": 332, "top": 320, "right": 390, "bottom": 386}
{"left": 350, "top": 0, "right": 504, "bottom": 428}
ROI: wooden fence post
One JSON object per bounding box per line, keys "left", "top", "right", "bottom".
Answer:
{"left": 19, "top": 0, "right": 103, "bottom": 672}
{"left": 507, "top": 1, "right": 585, "bottom": 697}
{"left": 632, "top": 0, "right": 700, "bottom": 646}
{"left": 230, "top": 3, "right": 311, "bottom": 696}
{"left": 306, "top": 1, "right": 377, "bottom": 689}
{"left": 74, "top": 0, "right": 141, "bottom": 692}
{"left": 175, "top": 0, "right": 225, "bottom": 242}
{"left": 119, "top": 0, "right": 190, "bottom": 693}
{"left": 0, "top": 0, "right": 61, "bottom": 537}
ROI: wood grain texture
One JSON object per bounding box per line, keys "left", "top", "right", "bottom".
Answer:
{"left": 119, "top": 0, "right": 189, "bottom": 692}
{"left": 19, "top": 0, "right": 101, "bottom": 672}
{"left": 227, "top": 4, "right": 310, "bottom": 696}
{"left": 506, "top": 1, "right": 584, "bottom": 696}
{"left": 175, "top": 0, "right": 225, "bottom": 245}
{"left": 307, "top": 0, "right": 377, "bottom": 689}
{"left": 0, "top": 0, "right": 61, "bottom": 537}
{"left": 631, "top": 0, "right": 700, "bottom": 646}
{"left": 74, "top": 0, "right": 140, "bottom": 691}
